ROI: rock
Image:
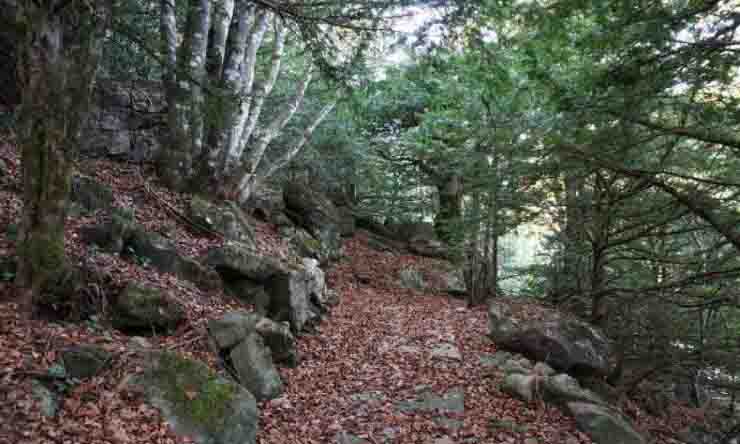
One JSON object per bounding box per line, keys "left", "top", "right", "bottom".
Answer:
{"left": 125, "top": 227, "right": 219, "bottom": 289}
{"left": 207, "top": 312, "right": 298, "bottom": 368}
{"left": 542, "top": 374, "right": 606, "bottom": 406}
{"left": 433, "top": 437, "right": 454, "bottom": 444}
{"left": 61, "top": 345, "right": 111, "bottom": 379}
{"left": 281, "top": 226, "right": 323, "bottom": 260}
{"left": 31, "top": 380, "right": 59, "bottom": 418}
{"left": 187, "top": 197, "right": 256, "bottom": 246}
{"left": 245, "top": 185, "right": 285, "bottom": 223}
{"left": 501, "top": 357, "right": 533, "bottom": 375}
{"left": 129, "top": 336, "right": 152, "bottom": 349}
{"left": 397, "top": 388, "right": 465, "bottom": 415}
{"left": 533, "top": 362, "right": 557, "bottom": 377}
{"left": 70, "top": 175, "right": 114, "bottom": 213}
{"left": 488, "top": 300, "right": 611, "bottom": 377}
{"left": 225, "top": 279, "right": 271, "bottom": 315}
{"left": 501, "top": 373, "right": 538, "bottom": 402}
{"left": 208, "top": 244, "right": 327, "bottom": 334}
{"left": 441, "top": 268, "right": 467, "bottom": 296}
{"left": 268, "top": 267, "right": 320, "bottom": 334}
{"left": 206, "top": 243, "right": 286, "bottom": 282}
{"left": 80, "top": 80, "right": 165, "bottom": 162}
{"left": 567, "top": 402, "right": 645, "bottom": 444}
{"left": 131, "top": 351, "right": 258, "bottom": 444}
{"left": 112, "top": 284, "right": 185, "bottom": 333}
{"left": 283, "top": 183, "right": 343, "bottom": 264}
{"left": 431, "top": 343, "right": 462, "bottom": 361}
{"left": 399, "top": 267, "right": 426, "bottom": 290}
{"left": 230, "top": 332, "right": 283, "bottom": 401}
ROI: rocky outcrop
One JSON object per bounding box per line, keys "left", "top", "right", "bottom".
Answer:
{"left": 112, "top": 284, "right": 185, "bottom": 334}
{"left": 81, "top": 219, "right": 220, "bottom": 289}
{"left": 80, "top": 80, "right": 166, "bottom": 162}
{"left": 567, "top": 402, "right": 646, "bottom": 444}
{"left": 283, "top": 183, "right": 343, "bottom": 264}
{"left": 207, "top": 312, "right": 295, "bottom": 401}
{"left": 207, "top": 244, "right": 332, "bottom": 334}
{"left": 131, "top": 351, "right": 258, "bottom": 444}
{"left": 488, "top": 300, "right": 611, "bottom": 377}
{"left": 493, "top": 351, "right": 644, "bottom": 444}
{"left": 187, "top": 197, "right": 256, "bottom": 246}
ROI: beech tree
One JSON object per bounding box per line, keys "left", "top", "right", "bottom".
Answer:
{"left": 155, "top": 0, "right": 407, "bottom": 202}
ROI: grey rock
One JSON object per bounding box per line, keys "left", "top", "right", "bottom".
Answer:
{"left": 208, "top": 312, "right": 297, "bottom": 368}
{"left": 80, "top": 80, "right": 165, "bottom": 162}
{"left": 112, "top": 284, "right": 185, "bottom": 333}
{"left": 431, "top": 343, "right": 462, "bottom": 361}
{"left": 542, "top": 374, "right": 606, "bottom": 406}
{"left": 284, "top": 183, "right": 343, "bottom": 264}
{"left": 225, "top": 279, "right": 270, "bottom": 315}
{"left": 131, "top": 351, "right": 258, "bottom": 444}
{"left": 567, "top": 402, "right": 646, "bottom": 444}
{"left": 230, "top": 332, "right": 283, "bottom": 401}
{"left": 533, "top": 362, "right": 556, "bottom": 377}
{"left": 479, "top": 351, "right": 513, "bottom": 368}
{"left": 399, "top": 267, "right": 426, "bottom": 290}
{"left": 32, "top": 380, "right": 59, "bottom": 418}
{"left": 206, "top": 243, "right": 287, "bottom": 283}
{"left": 501, "top": 373, "right": 538, "bottom": 403}
{"left": 441, "top": 269, "right": 467, "bottom": 296}
{"left": 187, "top": 197, "right": 256, "bottom": 246}
{"left": 61, "top": 344, "right": 111, "bottom": 379}
{"left": 501, "top": 358, "right": 533, "bottom": 375}
{"left": 397, "top": 388, "right": 465, "bottom": 415}
{"left": 489, "top": 301, "right": 611, "bottom": 377}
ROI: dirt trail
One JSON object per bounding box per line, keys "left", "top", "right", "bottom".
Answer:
{"left": 258, "top": 234, "right": 584, "bottom": 444}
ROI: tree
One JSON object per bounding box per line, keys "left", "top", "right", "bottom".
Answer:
{"left": 153, "top": 0, "right": 409, "bottom": 202}
{"left": 8, "top": 0, "right": 111, "bottom": 315}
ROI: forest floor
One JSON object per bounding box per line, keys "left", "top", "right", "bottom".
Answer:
{"left": 0, "top": 138, "right": 701, "bottom": 444}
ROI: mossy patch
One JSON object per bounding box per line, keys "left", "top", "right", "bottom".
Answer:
{"left": 146, "top": 352, "right": 237, "bottom": 433}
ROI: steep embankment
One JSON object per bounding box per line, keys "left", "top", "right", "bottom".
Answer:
{"left": 0, "top": 138, "right": 697, "bottom": 444}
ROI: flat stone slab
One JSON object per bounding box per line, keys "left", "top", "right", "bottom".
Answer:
{"left": 396, "top": 388, "right": 465, "bottom": 415}
{"left": 431, "top": 343, "right": 462, "bottom": 361}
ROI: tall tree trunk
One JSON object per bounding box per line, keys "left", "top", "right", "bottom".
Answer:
{"left": 435, "top": 173, "right": 463, "bottom": 246}
{"left": 14, "top": 0, "right": 109, "bottom": 315}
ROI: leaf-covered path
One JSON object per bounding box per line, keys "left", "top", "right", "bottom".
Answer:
{"left": 259, "top": 234, "right": 585, "bottom": 444}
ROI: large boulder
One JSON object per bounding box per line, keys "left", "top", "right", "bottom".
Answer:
{"left": 80, "top": 80, "right": 166, "bottom": 162}
{"left": 224, "top": 279, "right": 271, "bottom": 315}
{"left": 230, "top": 332, "right": 283, "bottom": 401}
{"left": 187, "top": 197, "right": 256, "bottom": 246}
{"left": 112, "top": 284, "right": 185, "bottom": 334}
{"left": 283, "top": 183, "right": 343, "bottom": 263}
{"left": 207, "top": 311, "right": 297, "bottom": 368}
{"left": 567, "top": 402, "right": 646, "bottom": 444}
{"left": 267, "top": 267, "right": 320, "bottom": 333}
{"left": 488, "top": 301, "right": 611, "bottom": 377}
{"left": 206, "top": 243, "right": 286, "bottom": 282}
{"left": 131, "top": 351, "right": 258, "bottom": 444}
{"left": 501, "top": 373, "right": 539, "bottom": 403}
{"left": 542, "top": 374, "right": 607, "bottom": 406}
{"left": 126, "top": 228, "right": 219, "bottom": 289}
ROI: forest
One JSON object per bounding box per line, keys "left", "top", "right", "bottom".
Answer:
{"left": 0, "top": 1, "right": 739, "bottom": 444}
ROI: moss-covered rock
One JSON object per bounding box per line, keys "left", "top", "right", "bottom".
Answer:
{"left": 112, "top": 284, "right": 185, "bottom": 334}
{"left": 187, "top": 196, "right": 256, "bottom": 247}
{"left": 132, "top": 351, "right": 258, "bottom": 444}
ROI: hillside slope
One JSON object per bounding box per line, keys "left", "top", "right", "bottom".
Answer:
{"left": 0, "top": 138, "right": 700, "bottom": 444}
